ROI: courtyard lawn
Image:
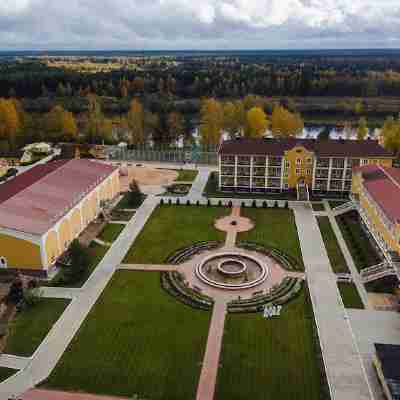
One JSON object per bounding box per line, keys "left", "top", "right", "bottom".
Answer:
{"left": 317, "top": 216, "right": 349, "bottom": 273}
{"left": 216, "top": 290, "right": 323, "bottom": 400}
{"left": 4, "top": 299, "right": 69, "bottom": 357}
{"left": 116, "top": 192, "right": 146, "bottom": 210}
{"left": 123, "top": 205, "right": 228, "bottom": 264}
{"left": 338, "top": 282, "right": 364, "bottom": 309}
{"left": 175, "top": 169, "right": 198, "bottom": 182}
{"left": 0, "top": 367, "right": 17, "bottom": 382}
{"left": 98, "top": 223, "right": 125, "bottom": 243}
{"left": 336, "top": 211, "right": 381, "bottom": 271}
{"left": 44, "top": 272, "right": 210, "bottom": 399}
{"left": 239, "top": 208, "right": 304, "bottom": 270}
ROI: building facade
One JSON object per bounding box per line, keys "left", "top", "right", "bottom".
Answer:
{"left": 352, "top": 164, "right": 400, "bottom": 269}
{"left": 0, "top": 159, "right": 120, "bottom": 276}
{"left": 219, "top": 138, "right": 394, "bottom": 197}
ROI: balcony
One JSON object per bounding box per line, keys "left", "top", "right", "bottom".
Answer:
{"left": 221, "top": 156, "right": 235, "bottom": 165}
{"left": 252, "top": 178, "right": 265, "bottom": 188}
{"left": 253, "top": 167, "right": 266, "bottom": 177}
{"left": 237, "top": 156, "right": 251, "bottom": 166}
{"left": 316, "top": 158, "right": 330, "bottom": 168}
{"left": 221, "top": 177, "right": 234, "bottom": 186}
{"left": 315, "top": 180, "right": 328, "bottom": 191}
{"left": 345, "top": 170, "right": 352, "bottom": 180}
{"left": 237, "top": 167, "right": 251, "bottom": 177}
{"left": 253, "top": 156, "right": 266, "bottom": 166}
{"left": 315, "top": 169, "right": 329, "bottom": 179}
{"left": 330, "top": 180, "right": 343, "bottom": 191}
{"left": 221, "top": 167, "right": 235, "bottom": 176}
{"left": 269, "top": 157, "right": 283, "bottom": 167}
{"left": 331, "top": 170, "right": 344, "bottom": 179}
{"left": 237, "top": 178, "right": 250, "bottom": 187}
{"left": 331, "top": 158, "right": 345, "bottom": 169}
{"left": 267, "top": 178, "right": 281, "bottom": 188}
{"left": 268, "top": 167, "right": 282, "bottom": 178}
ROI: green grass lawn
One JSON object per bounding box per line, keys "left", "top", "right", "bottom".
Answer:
{"left": 44, "top": 272, "right": 210, "bottom": 399}
{"left": 123, "top": 205, "right": 228, "bottom": 264}
{"left": 312, "top": 203, "right": 325, "bottom": 212}
{"left": 98, "top": 223, "right": 125, "bottom": 243}
{"left": 238, "top": 208, "right": 304, "bottom": 270}
{"left": 337, "top": 282, "right": 364, "bottom": 309}
{"left": 317, "top": 216, "right": 349, "bottom": 273}
{"left": 175, "top": 169, "right": 198, "bottom": 182}
{"left": 216, "top": 289, "right": 323, "bottom": 400}
{"left": 336, "top": 211, "right": 381, "bottom": 271}
{"left": 0, "top": 367, "right": 17, "bottom": 382}
{"left": 4, "top": 299, "right": 69, "bottom": 357}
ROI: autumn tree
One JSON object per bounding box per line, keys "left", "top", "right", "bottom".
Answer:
{"left": 127, "top": 99, "right": 145, "bottom": 145}
{"left": 245, "top": 107, "right": 269, "bottom": 138}
{"left": 357, "top": 117, "right": 369, "bottom": 140}
{"left": 199, "top": 98, "right": 224, "bottom": 146}
{"left": 84, "top": 95, "right": 112, "bottom": 143}
{"left": 44, "top": 106, "right": 78, "bottom": 142}
{"left": 0, "top": 98, "right": 20, "bottom": 148}
{"left": 271, "top": 105, "right": 303, "bottom": 137}
{"left": 382, "top": 117, "right": 400, "bottom": 156}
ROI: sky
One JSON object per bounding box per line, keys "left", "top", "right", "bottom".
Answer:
{"left": 1, "top": 0, "right": 400, "bottom": 50}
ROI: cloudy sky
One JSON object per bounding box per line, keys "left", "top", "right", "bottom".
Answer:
{"left": 1, "top": 0, "right": 400, "bottom": 50}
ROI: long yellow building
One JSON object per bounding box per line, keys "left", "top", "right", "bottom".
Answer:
{"left": 0, "top": 159, "right": 120, "bottom": 276}
{"left": 352, "top": 164, "right": 400, "bottom": 269}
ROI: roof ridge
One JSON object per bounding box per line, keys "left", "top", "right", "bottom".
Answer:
{"left": 378, "top": 165, "right": 400, "bottom": 191}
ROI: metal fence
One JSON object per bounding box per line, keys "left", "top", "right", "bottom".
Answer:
{"left": 110, "top": 147, "right": 218, "bottom": 165}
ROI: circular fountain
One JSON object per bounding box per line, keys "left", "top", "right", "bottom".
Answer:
{"left": 196, "top": 252, "right": 268, "bottom": 290}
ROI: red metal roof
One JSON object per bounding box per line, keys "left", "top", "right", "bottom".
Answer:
{"left": 219, "top": 138, "right": 394, "bottom": 158}
{"left": 0, "top": 159, "right": 117, "bottom": 236}
{"left": 358, "top": 165, "right": 400, "bottom": 224}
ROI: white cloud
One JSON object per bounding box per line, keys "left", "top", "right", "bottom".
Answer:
{"left": 1, "top": 0, "right": 400, "bottom": 49}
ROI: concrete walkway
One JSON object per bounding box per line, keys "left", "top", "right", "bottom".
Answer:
{"left": 196, "top": 299, "right": 227, "bottom": 400}
{"left": 118, "top": 264, "right": 177, "bottom": 272}
{"left": 0, "top": 196, "right": 160, "bottom": 399}
{"left": 22, "top": 388, "right": 129, "bottom": 400}
{"left": 40, "top": 287, "right": 82, "bottom": 300}
{"left": 0, "top": 354, "right": 30, "bottom": 370}
{"left": 292, "top": 202, "right": 372, "bottom": 400}
{"left": 187, "top": 166, "right": 214, "bottom": 200}
{"left": 323, "top": 200, "right": 370, "bottom": 309}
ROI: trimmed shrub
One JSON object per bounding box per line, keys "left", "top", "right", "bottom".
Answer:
{"left": 207, "top": 199, "right": 211, "bottom": 207}
{"left": 176, "top": 198, "right": 180, "bottom": 205}
{"left": 228, "top": 201, "right": 233, "bottom": 208}
{"left": 186, "top": 199, "right": 191, "bottom": 206}
{"left": 284, "top": 201, "right": 289, "bottom": 209}
{"left": 196, "top": 200, "right": 200, "bottom": 206}
{"left": 160, "top": 198, "right": 164, "bottom": 205}
{"left": 218, "top": 200, "right": 222, "bottom": 207}
{"left": 274, "top": 200, "right": 279, "bottom": 208}
{"left": 168, "top": 199, "right": 172, "bottom": 205}
{"left": 241, "top": 201, "right": 246, "bottom": 208}
{"left": 252, "top": 200, "right": 257, "bottom": 208}
{"left": 262, "top": 201, "right": 267, "bottom": 208}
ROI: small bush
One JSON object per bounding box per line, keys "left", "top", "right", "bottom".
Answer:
{"left": 160, "top": 198, "right": 164, "bottom": 205}
{"left": 262, "top": 201, "right": 267, "bottom": 208}
{"left": 218, "top": 200, "right": 222, "bottom": 207}
{"left": 252, "top": 200, "right": 257, "bottom": 208}
{"left": 196, "top": 200, "right": 200, "bottom": 206}
{"left": 274, "top": 201, "right": 279, "bottom": 208}
{"left": 284, "top": 201, "right": 289, "bottom": 209}
{"left": 168, "top": 198, "right": 172, "bottom": 205}
{"left": 186, "top": 199, "right": 191, "bottom": 206}
{"left": 241, "top": 201, "right": 246, "bottom": 208}
{"left": 176, "top": 198, "right": 180, "bottom": 205}
{"left": 228, "top": 201, "right": 233, "bottom": 208}
{"left": 207, "top": 199, "right": 211, "bottom": 207}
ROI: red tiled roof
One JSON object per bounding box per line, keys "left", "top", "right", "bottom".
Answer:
{"left": 219, "top": 138, "right": 393, "bottom": 158}
{"left": 358, "top": 165, "right": 400, "bottom": 224}
{"left": 0, "top": 159, "right": 117, "bottom": 236}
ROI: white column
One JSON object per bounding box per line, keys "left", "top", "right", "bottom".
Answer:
{"left": 312, "top": 158, "right": 317, "bottom": 191}
{"left": 342, "top": 157, "right": 348, "bottom": 192}
{"left": 218, "top": 155, "right": 222, "bottom": 189}
{"left": 249, "top": 156, "right": 254, "bottom": 192}
{"left": 265, "top": 156, "right": 269, "bottom": 189}
{"left": 280, "top": 157, "right": 285, "bottom": 191}
{"left": 40, "top": 235, "right": 49, "bottom": 271}
{"left": 234, "top": 156, "right": 238, "bottom": 188}
{"left": 327, "top": 158, "right": 333, "bottom": 192}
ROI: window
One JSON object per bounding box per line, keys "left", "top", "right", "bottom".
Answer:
{"left": 284, "top": 183, "right": 289, "bottom": 189}
{"left": 306, "top": 169, "right": 311, "bottom": 175}
{"left": 296, "top": 168, "right": 301, "bottom": 175}
{"left": 306, "top": 157, "right": 313, "bottom": 164}
{"left": 0, "top": 257, "right": 6, "bottom": 268}
{"left": 296, "top": 158, "right": 302, "bottom": 165}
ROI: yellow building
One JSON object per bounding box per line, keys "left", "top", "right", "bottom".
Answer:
{"left": 352, "top": 164, "right": 400, "bottom": 270}
{"left": 0, "top": 159, "right": 120, "bottom": 276}
{"left": 219, "top": 138, "right": 394, "bottom": 200}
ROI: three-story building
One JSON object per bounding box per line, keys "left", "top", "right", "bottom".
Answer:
{"left": 218, "top": 138, "right": 394, "bottom": 197}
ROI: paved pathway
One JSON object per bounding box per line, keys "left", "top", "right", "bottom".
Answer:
{"left": 0, "top": 196, "right": 159, "bottom": 399}
{"left": 292, "top": 202, "right": 372, "bottom": 400}
{"left": 22, "top": 388, "right": 128, "bottom": 400}
{"left": 187, "top": 166, "right": 214, "bottom": 200}
{"left": 348, "top": 309, "right": 400, "bottom": 400}
{"left": 0, "top": 354, "right": 30, "bottom": 370}
{"left": 322, "top": 200, "right": 370, "bottom": 309}
{"left": 118, "top": 263, "right": 177, "bottom": 272}
{"left": 40, "top": 287, "right": 81, "bottom": 300}
{"left": 196, "top": 299, "right": 227, "bottom": 400}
